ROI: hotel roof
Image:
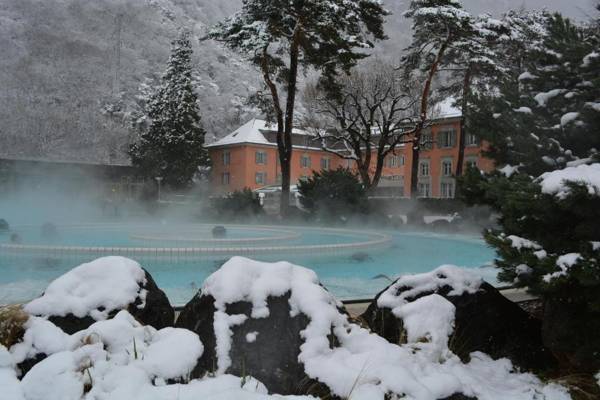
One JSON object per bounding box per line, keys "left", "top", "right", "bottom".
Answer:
{"left": 206, "top": 119, "right": 314, "bottom": 148}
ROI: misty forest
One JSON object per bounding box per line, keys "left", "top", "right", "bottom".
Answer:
{"left": 0, "top": 1, "right": 599, "bottom": 400}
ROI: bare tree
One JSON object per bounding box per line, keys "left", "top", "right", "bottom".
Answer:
{"left": 303, "top": 61, "right": 418, "bottom": 192}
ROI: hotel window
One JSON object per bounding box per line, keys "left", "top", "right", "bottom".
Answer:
{"left": 300, "top": 154, "right": 311, "bottom": 168}
{"left": 255, "top": 172, "right": 267, "bottom": 185}
{"left": 255, "top": 151, "right": 267, "bottom": 165}
{"left": 438, "top": 129, "right": 456, "bottom": 148}
{"left": 222, "top": 151, "right": 230, "bottom": 166}
{"left": 320, "top": 157, "right": 331, "bottom": 171}
{"left": 221, "top": 172, "right": 230, "bottom": 185}
{"left": 465, "top": 158, "right": 478, "bottom": 169}
{"left": 399, "top": 155, "right": 405, "bottom": 166}
{"left": 466, "top": 133, "right": 479, "bottom": 146}
{"left": 420, "top": 131, "right": 433, "bottom": 150}
{"left": 419, "top": 160, "right": 430, "bottom": 177}
{"left": 440, "top": 181, "right": 455, "bottom": 198}
{"left": 386, "top": 155, "right": 402, "bottom": 168}
{"left": 418, "top": 182, "right": 431, "bottom": 198}
{"left": 442, "top": 159, "right": 453, "bottom": 176}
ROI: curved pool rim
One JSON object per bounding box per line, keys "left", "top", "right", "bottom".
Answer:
{"left": 0, "top": 223, "right": 393, "bottom": 256}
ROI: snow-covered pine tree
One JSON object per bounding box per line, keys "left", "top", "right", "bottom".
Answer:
{"left": 403, "top": 0, "right": 473, "bottom": 198}
{"left": 208, "top": 0, "right": 388, "bottom": 216}
{"left": 438, "top": 13, "right": 509, "bottom": 178}
{"left": 460, "top": 11, "right": 600, "bottom": 372}
{"left": 129, "top": 32, "right": 209, "bottom": 189}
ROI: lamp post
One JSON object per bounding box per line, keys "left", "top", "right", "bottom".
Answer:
{"left": 155, "top": 177, "right": 163, "bottom": 202}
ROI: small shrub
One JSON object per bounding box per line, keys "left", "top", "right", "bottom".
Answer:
{"left": 0, "top": 305, "right": 29, "bottom": 348}
{"left": 211, "top": 188, "right": 264, "bottom": 221}
{"left": 298, "top": 167, "right": 369, "bottom": 221}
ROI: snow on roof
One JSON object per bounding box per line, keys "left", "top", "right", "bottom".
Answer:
{"left": 206, "top": 119, "right": 313, "bottom": 148}
{"left": 432, "top": 97, "right": 462, "bottom": 119}
{"left": 24, "top": 257, "right": 147, "bottom": 321}
{"left": 538, "top": 163, "right": 600, "bottom": 199}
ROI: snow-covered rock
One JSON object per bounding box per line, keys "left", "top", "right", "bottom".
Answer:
{"left": 361, "top": 265, "right": 557, "bottom": 373}
{"left": 24, "top": 257, "right": 174, "bottom": 334}
{"left": 176, "top": 256, "right": 340, "bottom": 394}
{"left": 0, "top": 257, "right": 573, "bottom": 400}
{"left": 174, "top": 257, "right": 567, "bottom": 399}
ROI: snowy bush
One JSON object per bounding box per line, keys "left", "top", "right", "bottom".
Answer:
{"left": 298, "top": 167, "right": 369, "bottom": 221}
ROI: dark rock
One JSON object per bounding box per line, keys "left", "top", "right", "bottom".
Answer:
{"left": 176, "top": 291, "right": 330, "bottom": 395}
{"left": 212, "top": 226, "right": 227, "bottom": 238}
{"left": 439, "top": 394, "right": 477, "bottom": 400}
{"left": 43, "top": 270, "right": 174, "bottom": 335}
{"left": 542, "top": 297, "right": 600, "bottom": 372}
{"left": 351, "top": 252, "right": 371, "bottom": 262}
{"left": 17, "top": 353, "right": 47, "bottom": 378}
{"left": 361, "top": 281, "right": 557, "bottom": 373}
{"left": 0, "top": 219, "right": 9, "bottom": 231}
{"left": 41, "top": 223, "right": 58, "bottom": 239}
{"left": 10, "top": 233, "right": 21, "bottom": 244}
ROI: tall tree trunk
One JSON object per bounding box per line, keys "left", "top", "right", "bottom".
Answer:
{"left": 453, "top": 67, "right": 472, "bottom": 200}
{"left": 455, "top": 65, "right": 472, "bottom": 179}
{"left": 369, "top": 156, "right": 385, "bottom": 193}
{"left": 409, "top": 36, "right": 451, "bottom": 198}
{"left": 280, "top": 23, "right": 302, "bottom": 217}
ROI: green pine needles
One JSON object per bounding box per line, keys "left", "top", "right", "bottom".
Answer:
{"left": 129, "top": 32, "right": 210, "bottom": 189}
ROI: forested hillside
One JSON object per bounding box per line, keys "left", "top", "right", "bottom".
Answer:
{"left": 0, "top": 0, "right": 591, "bottom": 163}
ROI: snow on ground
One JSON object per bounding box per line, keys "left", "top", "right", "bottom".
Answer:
{"left": 5, "top": 311, "right": 292, "bottom": 400}
{"left": 1, "top": 257, "right": 572, "bottom": 400}
{"left": 204, "top": 258, "right": 568, "bottom": 400}
{"left": 538, "top": 164, "right": 600, "bottom": 199}
{"left": 24, "top": 257, "right": 147, "bottom": 320}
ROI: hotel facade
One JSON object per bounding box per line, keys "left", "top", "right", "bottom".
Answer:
{"left": 207, "top": 116, "right": 493, "bottom": 198}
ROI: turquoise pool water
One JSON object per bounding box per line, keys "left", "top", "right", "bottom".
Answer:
{"left": 0, "top": 224, "right": 497, "bottom": 305}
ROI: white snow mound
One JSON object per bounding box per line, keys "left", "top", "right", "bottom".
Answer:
{"left": 24, "top": 256, "right": 147, "bottom": 320}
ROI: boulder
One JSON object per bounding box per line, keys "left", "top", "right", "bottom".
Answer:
{"left": 542, "top": 297, "right": 600, "bottom": 372}
{"left": 361, "top": 265, "right": 557, "bottom": 373}
{"left": 0, "top": 218, "right": 9, "bottom": 231}
{"left": 25, "top": 257, "right": 174, "bottom": 334}
{"left": 176, "top": 292, "right": 311, "bottom": 394}
{"left": 212, "top": 225, "right": 227, "bottom": 238}
{"left": 175, "top": 256, "right": 344, "bottom": 395}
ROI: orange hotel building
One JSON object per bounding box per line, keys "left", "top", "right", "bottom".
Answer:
{"left": 207, "top": 116, "right": 493, "bottom": 198}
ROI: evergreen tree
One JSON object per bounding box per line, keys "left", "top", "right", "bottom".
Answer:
{"left": 460, "top": 12, "right": 600, "bottom": 372}
{"left": 209, "top": 0, "right": 387, "bottom": 216}
{"left": 129, "top": 32, "right": 209, "bottom": 189}
{"left": 438, "top": 13, "right": 509, "bottom": 178}
{"left": 403, "top": 0, "right": 473, "bottom": 198}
